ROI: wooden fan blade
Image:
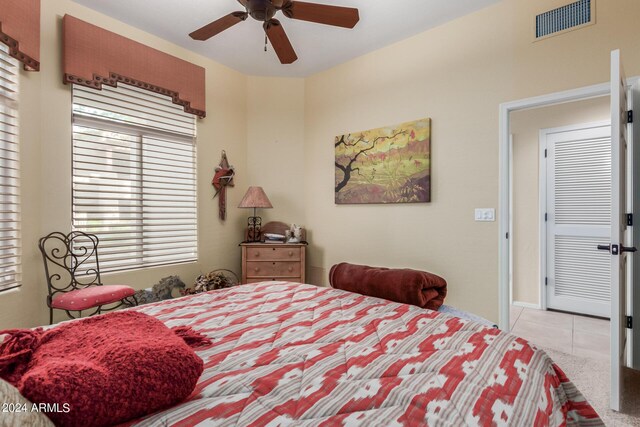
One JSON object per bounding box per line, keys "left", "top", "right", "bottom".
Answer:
{"left": 189, "top": 12, "right": 248, "bottom": 41}
{"left": 283, "top": 1, "right": 359, "bottom": 29}
{"left": 265, "top": 20, "right": 298, "bottom": 64}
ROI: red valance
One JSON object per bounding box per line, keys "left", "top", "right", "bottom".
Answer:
{"left": 63, "top": 15, "right": 206, "bottom": 118}
{"left": 0, "top": 0, "right": 41, "bottom": 71}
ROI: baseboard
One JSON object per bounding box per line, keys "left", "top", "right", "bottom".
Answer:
{"left": 512, "top": 301, "right": 541, "bottom": 310}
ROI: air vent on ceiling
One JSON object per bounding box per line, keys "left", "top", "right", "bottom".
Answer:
{"left": 536, "top": 0, "right": 593, "bottom": 39}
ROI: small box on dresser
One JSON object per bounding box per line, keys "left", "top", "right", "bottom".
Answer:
{"left": 241, "top": 242, "right": 306, "bottom": 284}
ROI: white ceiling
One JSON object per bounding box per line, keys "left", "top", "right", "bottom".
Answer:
{"left": 72, "top": 0, "right": 500, "bottom": 77}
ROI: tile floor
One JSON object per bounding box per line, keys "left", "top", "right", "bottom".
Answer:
{"left": 510, "top": 305, "right": 610, "bottom": 361}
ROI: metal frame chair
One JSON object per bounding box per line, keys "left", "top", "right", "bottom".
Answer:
{"left": 38, "top": 231, "right": 138, "bottom": 324}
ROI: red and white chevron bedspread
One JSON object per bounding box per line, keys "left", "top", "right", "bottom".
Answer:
{"left": 128, "top": 282, "right": 602, "bottom": 427}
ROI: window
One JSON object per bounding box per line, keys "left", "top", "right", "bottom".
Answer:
{"left": 72, "top": 84, "right": 197, "bottom": 273}
{"left": 0, "top": 43, "right": 20, "bottom": 292}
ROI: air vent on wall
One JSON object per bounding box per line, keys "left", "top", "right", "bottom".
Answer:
{"left": 536, "top": 0, "right": 593, "bottom": 39}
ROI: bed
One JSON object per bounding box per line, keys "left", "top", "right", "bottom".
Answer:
{"left": 121, "top": 281, "right": 602, "bottom": 426}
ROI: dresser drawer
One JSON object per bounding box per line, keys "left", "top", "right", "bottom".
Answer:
{"left": 246, "top": 277, "right": 302, "bottom": 284}
{"left": 246, "top": 261, "right": 301, "bottom": 278}
{"left": 246, "top": 247, "right": 301, "bottom": 261}
{"left": 241, "top": 243, "right": 306, "bottom": 285}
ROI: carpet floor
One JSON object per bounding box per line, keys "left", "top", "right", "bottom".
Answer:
{"left": 543, "top": 347, "right": 640, "bottom": 426}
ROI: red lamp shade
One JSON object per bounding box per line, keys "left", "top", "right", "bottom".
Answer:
{"left": 238, "top": 187, "right": 273, "bottom": 209}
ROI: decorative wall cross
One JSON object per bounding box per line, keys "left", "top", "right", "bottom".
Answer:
{"left": 212, "top": 151, "right": 235, "bottom": 220}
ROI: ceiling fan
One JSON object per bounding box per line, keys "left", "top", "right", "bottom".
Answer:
{"left": 189, "top": 0, "right": 360, "bottom": 64}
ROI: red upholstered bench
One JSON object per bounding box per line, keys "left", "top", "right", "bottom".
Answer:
{"left": 51, "top": 285, "right": 135, "bottom": 311}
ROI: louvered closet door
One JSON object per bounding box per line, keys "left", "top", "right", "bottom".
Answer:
{"left": 546, "top": 123, "right": 612, "bottom": 317}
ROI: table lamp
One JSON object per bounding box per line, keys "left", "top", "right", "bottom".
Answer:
{"left": 238, "top": 186, "right": 273, "bottom": 242}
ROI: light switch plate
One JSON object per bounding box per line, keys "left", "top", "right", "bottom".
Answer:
{"left": 475, "top": 208, "right": 495, "bottom": 222}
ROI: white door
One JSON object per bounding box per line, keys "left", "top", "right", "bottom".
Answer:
{"left": 608, "top": 49, "right": 636, "bottom": 412}
{"left": 545, "top": 123, "right": 612, "bottom": 317}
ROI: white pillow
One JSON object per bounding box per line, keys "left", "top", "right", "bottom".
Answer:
{"left": 0, "top": 378, "right": 55, "bottom": 427}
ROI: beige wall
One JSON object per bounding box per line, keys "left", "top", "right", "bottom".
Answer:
{"left": 511, "top": 97, "right": 611, "bottom": 306}
{"left": 0, "top": 0, "right": 249, "bottom": 329}
{"left": 246, "top": 77, "right": 306, "bottom": 226}
{"left": 300, "top": 0, "right": 640, "bottom": 322}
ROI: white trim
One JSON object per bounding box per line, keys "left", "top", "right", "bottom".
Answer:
{"left": 498, "top": 77, "right": 640, "bottom": 332}
{"left": 512, "top": 301, "right": 541, "bottom": 310}
{"left": 499, "top": 104, "right": 510, "bottom": 330}
{"left": 540, "top": 120, "right": 611, "bottom": 135}
{"left": 508, "top": 134, "right": 514, "bottom": 305}
{"left": 539, "top": 131, "right": 548, "bottom": 311}
{"left": 631, "top": 79, "right": 640, "bottom": 370}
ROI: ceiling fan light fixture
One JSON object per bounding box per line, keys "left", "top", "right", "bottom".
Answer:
{"left": 245, "top": 0, "right": 278, "bottom": 21}
{"left": 189, "top": 0, "right": 360, "bottom": 64}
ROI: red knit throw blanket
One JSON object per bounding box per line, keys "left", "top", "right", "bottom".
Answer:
{"left": 0, "top": 311, "right": 211, "bottom": 427}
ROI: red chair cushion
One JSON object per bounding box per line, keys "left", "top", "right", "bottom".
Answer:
{"left": 0, "top": 311, "right": 210, "bottom": 427}
{"left": 51, "top": 285, "right": 135, "bottom": 311}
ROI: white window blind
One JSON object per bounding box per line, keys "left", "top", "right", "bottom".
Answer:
{"left": 72, "top": 84, "right": 197, "bottom": 273}
{"left": 0, "top": 43, "right": 21, "bottom": 292}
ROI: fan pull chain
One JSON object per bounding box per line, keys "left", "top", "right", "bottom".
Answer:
{"left": 264, "top": 34, "right": 268, "bottom": 52}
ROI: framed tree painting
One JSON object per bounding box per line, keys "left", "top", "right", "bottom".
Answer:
{"left": 335, "top": 118, "right": 431, "bottom": 204}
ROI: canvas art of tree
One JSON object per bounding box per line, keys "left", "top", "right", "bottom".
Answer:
{"left": 335, "top": 118, "right": 431, "bottom": 204}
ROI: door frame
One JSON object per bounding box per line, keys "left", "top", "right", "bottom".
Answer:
{"left": 539, "top": 132, "right": 548, "bottom": 312}
{"left": 538, "top": 121, "right": 612, "bottom": 315}
{"left": 632, "top": 80, "right": 640, "bottom": 369}
{"left": 508, "top": 134, "right": 515, "bottom": 307}
{"left": 498, "top": 77, "right": 639, "bottom": 333}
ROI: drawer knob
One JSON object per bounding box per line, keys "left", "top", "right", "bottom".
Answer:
{"left": 288, "top": 250, "right": 293, "bottom": 256}
{"left": 288, "top": 266, "right": 293, "bottom": 272}
{"left": 254, "top": 252, "right": 260, "bottom": 257}
{"left": 254, "top": 267, "right": 260, "bottom": 272}
{"left": 272, "top": 248, "right": 276, "bottom": 251}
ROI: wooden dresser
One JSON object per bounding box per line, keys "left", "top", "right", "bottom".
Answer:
{"left": 241, "top": 243, "right": 306, "bottom": 284}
